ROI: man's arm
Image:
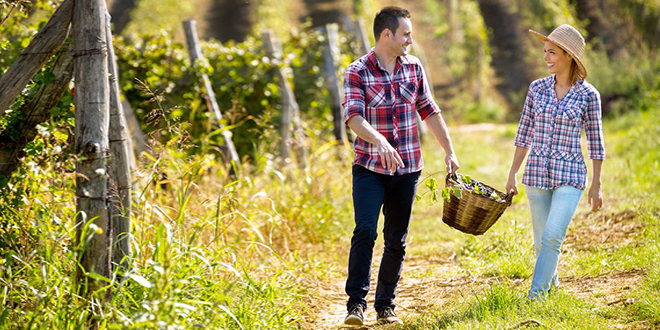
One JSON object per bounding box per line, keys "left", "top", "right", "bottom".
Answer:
{"left": 347, "top": 115, "right": 404, "bottom": 173}
{"left": 424, "top": 113, "right": 459, "bottom": 173}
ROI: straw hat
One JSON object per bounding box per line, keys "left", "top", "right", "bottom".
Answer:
{"left": 529, "top": 24, "right": 587, "bottom": 79}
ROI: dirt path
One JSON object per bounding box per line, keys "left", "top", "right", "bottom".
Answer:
{"left": 305, "top": 124, "right": 647, "bottom": 329}
{"left": 307, "top": 213, "right": 645, "bottom": 329}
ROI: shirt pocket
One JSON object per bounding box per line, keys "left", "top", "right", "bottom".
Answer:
{"left": 555, "top": 104, "right": 583, "bottom": 153}
{"left": 398, "top": 81, "right": 417, "bottom": 105}
{"left": 366, "top": 85, "right": 386, "bottom": 108}
{"left": 560, "top": 104, "right": 583, "bottom": 127}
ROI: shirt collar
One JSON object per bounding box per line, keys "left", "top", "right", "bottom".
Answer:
{"left": 547, "top": 74, "right": 586, "bottom": 92}
{"left": 366, "top": 50, "right": 410, "bottom": 73}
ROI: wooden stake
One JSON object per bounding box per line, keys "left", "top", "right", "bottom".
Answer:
{"left": 183, "top": 19, "right": 240, "bottom": 172}
{"left": 73, "top": 0, "right": 112, "bottom": 297}
{"left": 106, "top": 12, "right": 132, "bottom": 272}
{"left": 0, "top": 42, "right": 74, "bottom": 180}
{"left": 262, "top": 30, "right": 308, "bottom": 167}
{"left": 0, "top": 0, "right": 73, "bottom": 117}
{"left": 353, "top": 18, "right": 371, "bottom": 56}
{"left": 320, "top": 23, "right": 347, "bottom": 143}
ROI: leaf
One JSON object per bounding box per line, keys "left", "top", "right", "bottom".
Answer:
{"left": 452, "top": 186, "right": 463, "bottom": 199}
{"left": 441, "top": 188, "right": 451, "bottom": 202}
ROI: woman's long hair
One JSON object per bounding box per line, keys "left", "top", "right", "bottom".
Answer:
{"left": 569, "top": 58, "right": 585, "bottom": 85}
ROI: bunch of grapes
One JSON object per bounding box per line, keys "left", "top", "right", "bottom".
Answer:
{"left": 451, "top": 173, "right": 504, "bottom": 203}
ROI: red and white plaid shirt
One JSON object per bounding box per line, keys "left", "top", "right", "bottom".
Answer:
{"left": 343, "top": 50, "right": 440, "bottom": 175}
{"left": 515, "top": 75, "right": 606, "bottom": 190}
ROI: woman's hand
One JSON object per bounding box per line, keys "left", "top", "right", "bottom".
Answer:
{"left": 506, "top": 173, "right": 518, "bottom": 196}
{"left": 588, "top": 183, "right": 603, "bottom": 211}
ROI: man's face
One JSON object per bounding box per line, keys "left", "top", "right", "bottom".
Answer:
{"left": 390, "top": 17, "right": 413, "bottom": 56}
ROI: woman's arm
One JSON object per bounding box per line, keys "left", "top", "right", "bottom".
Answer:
{"left": 506, "top": 146, "right": 529, "bottom": 195}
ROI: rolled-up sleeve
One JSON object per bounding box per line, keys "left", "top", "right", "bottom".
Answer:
{"left": 585, "top": 90, "right": 606, "bottom": 159}
{"left": 415, "top": 64, "right": 440, "bottom": 120}
{"left": 514, "top": 87, "right": 535, "bottom": 149}
{"left": 343, "top": 66, "right": 365, "bottom": 123}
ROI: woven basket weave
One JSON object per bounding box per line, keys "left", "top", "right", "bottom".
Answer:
{"left": 442, "top": 174, "right": 513, "bottom": 235}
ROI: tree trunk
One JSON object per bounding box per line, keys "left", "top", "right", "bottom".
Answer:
{"left": 572, "top": 0, "right": 631, "bottom": 58}
{"left": 106, "top": 12, "right": 132, "bottom": 273}
{"left": 476, "top": 0, "right": 534, "bottom": 106}
{"left": 205, "top": 0, "right": 256, "bottom": 43}
{"left": 108, "top": 0, "right": 136, "bottom": 35}
{"left": 73, "top": 0, "right": 112, "bottom": 298}
{"left": 0, "top": 42, "right": 74, "bottom": 182}
{"left": 0, "top": 0, "right": 73, "bottom": 117}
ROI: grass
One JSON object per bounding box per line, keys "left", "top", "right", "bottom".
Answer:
{"left": 1, "top": 90, "right": 658, "bottom": 329}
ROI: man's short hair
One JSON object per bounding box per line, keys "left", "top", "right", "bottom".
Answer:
{"left": 373, "top": 6, "right": 411, "bottom": 42}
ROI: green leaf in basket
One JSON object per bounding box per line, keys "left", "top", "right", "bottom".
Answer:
{"left": 462, "top": 175, "right": 473, "bottom": 185}
{"left": 441, "top": 187, "right": 451, "bottom": 202}
{"left": 452, "top": 186, "right": 462, "bottom": 199}
{"left": 426, "top": 178, "right": 438, "bottom": 190}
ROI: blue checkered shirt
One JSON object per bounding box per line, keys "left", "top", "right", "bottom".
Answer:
{"left": 514, "top": 75, "right": 606, "bottom": 190}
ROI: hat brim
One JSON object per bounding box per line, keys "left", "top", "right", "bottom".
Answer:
{"left": 529, "top": 29, "right": 587, "bottom": 79}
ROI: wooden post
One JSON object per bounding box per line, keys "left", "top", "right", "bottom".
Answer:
{"left": 0, "top": 42, "right": 74, "bottom": 181}
{"left": 447, "top": 0, "right": 463, "bottom": 43}
{"left": 0, "top": 0, "right": 73, "bottom": 117}
{"left": 353, "top": 18, "right": 371, "bottom": 56}
{"left": 262, "top": 30, "right": 308, "bottom": 166}
{"left": 121, "top": 96, "right": 149, "bottom": 159}
{"left": 73, "top": 0, "right": 112, "bottom": 297}
{"left": 183, "top": 19, "right": 241, "bottom": 171}
{"left": 106, "top": 12, "right": 132, "bottom": 272}
{"left": 411, "top": 43, "right": 431, "bottom": 141}
{"left": 320, "top": 24, "right": 347, "bottom": 143}
{"left": 475, "top": 37, "right": 484, "bottom": 103}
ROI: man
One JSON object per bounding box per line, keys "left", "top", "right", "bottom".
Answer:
{"left": 342, "top": 6, "right": 460, "bottom": 326}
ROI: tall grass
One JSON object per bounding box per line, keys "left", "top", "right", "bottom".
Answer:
{"left": 0, "top": 125, "right": 355, "bottom": 328}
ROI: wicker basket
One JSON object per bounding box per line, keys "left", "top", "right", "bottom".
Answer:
{"left": 442, "top": 174, "right": 513, "bottom": 235}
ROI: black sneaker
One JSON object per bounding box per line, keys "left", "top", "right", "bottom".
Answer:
{"left": 377, "top": 306, "right": 403, "bottom": 325}
{"left": 344, "top": 304, "right": 364, "bottom": 326}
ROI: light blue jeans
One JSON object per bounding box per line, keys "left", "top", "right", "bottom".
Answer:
{"left": 525, "top": 185, "right": 583, "bottom": 299}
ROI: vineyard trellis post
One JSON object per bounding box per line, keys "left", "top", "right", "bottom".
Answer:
{"left": 319, "top": 23, "right": 347, "bottom": 143}
{"left": 0, "top": 41, "right": 74, "bottom": 180}
{"left": 106, "top": 12, "right": 133, "bottom": 272}
{"left": 73, "top": 0, "right": 112, "bottom": 298}
{"left": 0, "top": 0, "right": 73, "bottom": 117}
{"left": 183, "top": 19, "right": 241, "bottom": 173}
{"left": 411, "top": 43, "right": 432, "bottom": 142}
{"left": 353, "top": 18, "right": 371, "bottom": 56}
{"left": 261, "top": 30, "right": 309, "bottom": 167}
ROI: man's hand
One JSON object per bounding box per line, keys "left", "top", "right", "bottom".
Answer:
{"left": 377, "top": 137, "right": 404, "bottom": 173}
{"left": 588, "top": 183, "right": 603, "bottom": 211}
{"left": 445, "top": 153, "right": 459, "bottom": 174}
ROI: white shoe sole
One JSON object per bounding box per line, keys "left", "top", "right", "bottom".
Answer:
{"left": 344, "top": 315, "right": 364, "bottom": 326}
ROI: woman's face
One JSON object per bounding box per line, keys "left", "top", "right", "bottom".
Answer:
{"left": 543, "top": 41, "right": 573, "bottom": 75}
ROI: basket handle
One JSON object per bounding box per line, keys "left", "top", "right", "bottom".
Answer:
{"left": 505, "top": 193, "right": 514, "bottom": 205}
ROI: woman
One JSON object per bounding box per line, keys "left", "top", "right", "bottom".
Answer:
{"left": 505, "top": 24, "right": 606, "bottom": 300}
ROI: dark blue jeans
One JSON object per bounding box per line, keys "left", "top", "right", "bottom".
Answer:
{"left": 345, "top": 165, "right": 421, "bottom": 312}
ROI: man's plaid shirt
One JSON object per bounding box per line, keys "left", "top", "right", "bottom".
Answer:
{"left": 343, "top": 50, "right": 440, "bottom": 175}
{"left": 515, "top": 75, "right": 606, "bottom": 190}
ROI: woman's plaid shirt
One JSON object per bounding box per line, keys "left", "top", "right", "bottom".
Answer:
{"left": 343, "top": 51, "right": 440, "bottom": 175}
{"left": 515, "top": 75, "right": 606, "bottom": 190}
